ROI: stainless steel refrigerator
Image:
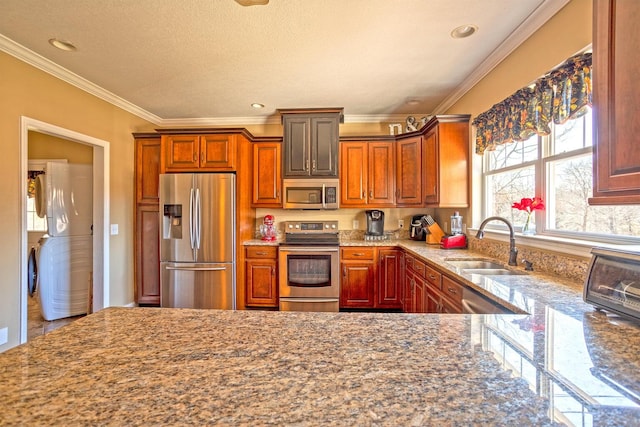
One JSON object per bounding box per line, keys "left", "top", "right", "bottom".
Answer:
{"left": 159, "top": 173, "right": 236, "bottom": 310}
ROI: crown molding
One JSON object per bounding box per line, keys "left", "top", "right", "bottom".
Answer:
{"left": 0, "top": 34, "right": 163, "bottom": 125}
{"left": 432, "top": 0, "right": 571, "bottom": 115}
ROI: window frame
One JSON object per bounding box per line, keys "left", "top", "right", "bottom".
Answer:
{"left": 480, "top": 110, "right": 640, "bottom": 245}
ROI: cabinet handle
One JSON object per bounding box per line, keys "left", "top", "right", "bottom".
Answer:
{"left": 276, "top": 190, "right": 280, "bottom": 198}
{"left": 201, "top": 151, "right": 206, "bottom": 164}
{"left": 193, "top": 153, "right": 197, "bottom": 162}
{"left": 429, "top": 274, "right": 436, "bottom": 280}
{"left": 256, "top": 252, "right": 267, "bottom": 256}
{"left": 447, "top": 287, "right": 457, "bottom": 295}
{"left": 306, "top": 159, "right": 310, "bottom": 171}
{"left": 369, "top": 190, "right": 373, "bottom": 199}
{"left": 312, "top": 159, "right": 316, "bottom": 171}
{"left": 343, "top": 267, "right": 347, "bottom": 277}
{"left": 353, "top": 253, "right": 365, "bottom": 257}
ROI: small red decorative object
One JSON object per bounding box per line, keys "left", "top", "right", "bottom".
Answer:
{"left": 259, "top": 215, "right": 277, "bottom": 241}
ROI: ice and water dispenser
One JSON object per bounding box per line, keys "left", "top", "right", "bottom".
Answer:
{"left": 163, "top": 204, "right": 183, "bottom": 239}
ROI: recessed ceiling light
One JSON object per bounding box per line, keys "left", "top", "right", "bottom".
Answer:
{"left": 251, "top": 103, "right": 265, "bottom": 109}
{"left": 451, "top": 25, "right": 478, "bottom": 39}
{"left": 406, "top": 99, "right": 421, "bottom": 106}
{"left": 235, "top": 0, "right": 269, "bottom": 6}
{"left": 48, "top": 38, "right": 77, "bottom": 52}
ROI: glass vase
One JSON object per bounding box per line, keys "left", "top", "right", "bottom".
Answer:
{"left": 522, "top": 213, "right": 535, "bottom": 236}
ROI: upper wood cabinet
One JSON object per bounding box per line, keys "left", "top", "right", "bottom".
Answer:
{"left": 280, "top": 108, "right": 342, "bottom": 178}
{"left": 421, "top": 115, "right": 470, "bottom": 208}
{"left": 590, "top": 0, "right": 640, "bottom": 205}
{"left": 340, "top": 139, "right": 395, "bottom": 207}
{"left": 136, "top": 137, "right": 161, "bottom": 204}
{"left": 396, "top": 135, "right": 422, "bottom": 206}
{"left": 161, "top": 133, "right": 236, "bottom": 172}
{"left": 252, "top": 141, "right": 282, "bottom": 207}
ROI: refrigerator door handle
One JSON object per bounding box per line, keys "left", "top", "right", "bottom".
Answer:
{"left": 189, "top": 187, "right": 195, "bottom": 250}
{"left": 165, "top": 266, "right": 227, "bottom": 272}
{"left": 195, "top": 187, "right": 201, "bottom": 250}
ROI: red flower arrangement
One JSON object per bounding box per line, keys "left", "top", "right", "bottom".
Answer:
{"left": 512, "top": 197, "right": 545, "bottom": 235}
{"left": 512, "top": 197, "right": 545, "bottom": 213}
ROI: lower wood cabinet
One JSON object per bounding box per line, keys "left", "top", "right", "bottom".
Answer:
{"left": 340, "top": 247, "right": 376, "bottom": 308}
{"left": 135, "top": 204, "right": 160, "bottom": 305}
{"left": 245, "top": 246, "right": 278, "bottom": 308}
{"left": 377, "top": 248, "right": 402, "bottom": 309}
{"left": 340, "top": 247, "right": 402, "bottom": 310}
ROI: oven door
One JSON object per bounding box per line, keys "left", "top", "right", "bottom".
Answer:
{"left": 278, "top": 246, "right": 340, "bottom": 299}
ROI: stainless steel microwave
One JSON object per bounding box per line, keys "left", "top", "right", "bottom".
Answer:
{"left": 584, "top": 247, "right": 640, "bottom": 322}
{"left": 282, "top": 178, "right": 339, "bottom": 210}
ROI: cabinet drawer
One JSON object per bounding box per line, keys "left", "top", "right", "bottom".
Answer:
{"left": 424, "top": 265, "right": 442, "bottom": 289}
{"left": 405, "top": 254, "right": 415, "bottom": 271}
{"left": 246, "top": 246, "right": 278, "bottom": 259}
{"left": 441, "top": 275, "right": 463, "bottom": 306}
{"left": 413, "top": 259, "right": 426, "bottom": 278}
{"left": 341, "top": 247, "right": 375, "bottom": 261}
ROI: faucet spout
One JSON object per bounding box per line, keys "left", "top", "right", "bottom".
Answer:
{"left": 475, "top": 216, "right": 518, "bottom": 266}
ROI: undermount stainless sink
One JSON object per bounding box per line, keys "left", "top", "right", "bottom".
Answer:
{"left": 445, "top": 259, "right": 505, "bottom": 270}
{"left": 461, "top": 268, "right": 524, "bottom": 276}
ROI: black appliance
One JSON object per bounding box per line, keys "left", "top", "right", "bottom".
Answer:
{"left": 409, "top": 214, "right": 428, "bottom": 241}
{"left": 365, "top": 210, "right": 385, "bottom": 236}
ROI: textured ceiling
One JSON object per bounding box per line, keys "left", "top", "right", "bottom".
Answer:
{"left": 0, "top": 0, "right": 569, "bottom": 125}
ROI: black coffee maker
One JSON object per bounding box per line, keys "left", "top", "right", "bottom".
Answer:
{"left": 409, "top": 214, "right": 428, "bottom": 241}
{"left": 365, "top": 210, "right": 385, "bottom": 236}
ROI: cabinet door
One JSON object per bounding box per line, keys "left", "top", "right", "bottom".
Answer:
{"left": 283, "top": 116, "right": 310, "bottom": 177}
{"left": 245, "top": 259, "right": 278, "bottom": 307}
{"left": 340, "top": 262, "right": 375, "bottom": 308}
{"left": 252, "top": 142, "right": 282, "bottom": 207}
{"left": 377, "top": 248, "right": 401, "bottom": 308}
{"left": 368, "top": 141, "right": 395, "bottom": 206}
{"left": 162, "top": 135, "right": 200, "bottom": 171}
{"left": 396, "top": 136, "right": 422, "bottom": 206}
{"left": 422, "top": 128, "right": 439, "bottom": 204}
{"left": 311, "top": 116, "right": 339, "bottom": 176}
{"left": 590, "top": 0, "right": 640, "bottom": 204}
{"left": 200, "top": 134, "right": 236, "bottom": 170}
{"left": 340, "top": 142, "right": 367, "bottom": 206}
{"left": 424, "top": 283, "right": 441, "bottom": 313}
{"left": 136, "top": 204, "right": 160, "bottom": 305}
{"left": 413, "top": 274, "right": 426, "bottom": 313}
{"left": 136, "top": 138, "right": 161, "bottom": 204}
{"left": 404, "top": 270, "right": 415, "bottom": 313}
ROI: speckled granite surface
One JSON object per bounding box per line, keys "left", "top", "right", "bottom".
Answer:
{"left": 3, "top": 241, "right": 639, "bottom": 425}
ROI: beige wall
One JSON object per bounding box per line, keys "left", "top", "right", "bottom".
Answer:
{"left": 0, "top": 51, "right": 155, "bottom": 350}
{"left": 445, "top": 0, "right": 592, "bottom": 225}
{"left": 28, "top": 131, "right": 94, "bottom": 164}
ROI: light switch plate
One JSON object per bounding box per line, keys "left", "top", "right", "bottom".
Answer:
{"left": 110, "top": 224, "right": 119, "bottom": 235}
{"left": 0, "top": 327, "right": 7, "bottom": 345}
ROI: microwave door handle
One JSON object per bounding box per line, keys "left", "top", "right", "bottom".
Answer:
{"left": 322, "top": 184, "right": 327, "bottom": 209}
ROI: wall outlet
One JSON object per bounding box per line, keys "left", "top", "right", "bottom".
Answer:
{"left": 398, "top": 219, "right": 404, "bottom": 229}
{"left": 352, "top": 220, "right": 360, "bottom": 229}
{"left": 0, "top": 327, "right": 7, "bottom": 345}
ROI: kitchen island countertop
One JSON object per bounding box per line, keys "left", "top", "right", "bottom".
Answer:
{"left": 2, "top": 241, "right": 640, "bottom": 425}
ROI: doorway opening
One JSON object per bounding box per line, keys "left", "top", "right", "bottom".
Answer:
{"left": 19, "top": 117, "right": 110, "bottom": 344}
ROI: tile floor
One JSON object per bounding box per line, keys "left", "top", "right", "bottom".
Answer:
{"left": 27, "top": 295, "right": 85, "bottom": 340}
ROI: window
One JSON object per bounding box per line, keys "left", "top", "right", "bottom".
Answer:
{"left": 483, "top": 108, "right": 640, "bottom": 241}
{"left": 26, "top": 173, "right": 47, "bottom": 232}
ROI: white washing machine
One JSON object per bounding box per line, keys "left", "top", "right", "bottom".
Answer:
{"left": 33, "top": 162, "right": 93, "bottom": 321}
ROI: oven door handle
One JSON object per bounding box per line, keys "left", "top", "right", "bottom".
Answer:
{"left": 280, "top": 247, "right": 339, "bottom": 253}
{"left": 279, "top": 297, "right": 339, "bottom": 303}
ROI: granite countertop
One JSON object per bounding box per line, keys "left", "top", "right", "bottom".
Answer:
{"left": 2, "top": 242, "right": 640, "bottom": 425}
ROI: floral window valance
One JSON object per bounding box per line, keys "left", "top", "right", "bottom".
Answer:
{"left": 472, "top": 52, "right": 592, "bottom": 155}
